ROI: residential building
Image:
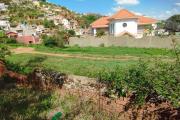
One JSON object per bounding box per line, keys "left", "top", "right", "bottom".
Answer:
{"left": 91, "top": 9, "right": 158, "bottom": 38}
{"left": 0, "top": 20, "right": 10, "bottom": 31}
{"left": 0, "top": 3, "right": 8, "bottom": 11}
{"left": 16, "top": 35, "right": 40, "bottom": 44}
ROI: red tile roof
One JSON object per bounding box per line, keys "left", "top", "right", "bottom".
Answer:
{"left": 138, "top": 16, "right": 158, "bottom": 25}
{"left": 91, "top": 16, "right": 110, "bottom": 28}
{"left": 91, "top": 9, "right": 158, "bottom": 28}
{"left": 109, "top": 9, "right": 138, "bottom": 20}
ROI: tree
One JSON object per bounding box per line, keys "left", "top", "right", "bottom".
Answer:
{"left": 67, "top": 30, "right": 76, "bottom": 37}
{"left": 78, "top": 14, "right": 102, "bottom": 28}
{"left": 42, "top": 31, "right": 66, "bottom": 48}
{"left": 42, "top": 35, "right": 57, "bottom": 47}
{"left": 157, "top": 21, "right": 165, "bottom": 29}
{"left": 43, "top": 19, "right": 55, "bottom": 28}
{"left": 0, "top": 0, "right": 12, "bottom": 4}
{"left": 165, "top": 15, "right": 180, "bottom": 34}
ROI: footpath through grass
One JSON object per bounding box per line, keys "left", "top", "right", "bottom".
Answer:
{"left": 32, "top": 45, "right": 174, "bottom": 57}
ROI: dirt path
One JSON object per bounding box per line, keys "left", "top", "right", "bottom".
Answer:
{"left": 11, "top": 47, "right": 139, "bottom": 61}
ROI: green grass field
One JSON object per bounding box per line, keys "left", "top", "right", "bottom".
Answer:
{"left": 6, "top": 45, "right": 176, "bottom": 77}
{"left": 33, "top": 45, "right": 174, "bottom": 57}
{"left": 6, "top": 53, "right": 137, "bottom": 77}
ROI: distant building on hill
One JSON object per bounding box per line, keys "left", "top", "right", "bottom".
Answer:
{"left": 0, "top": 3, "right": 8, "bottom": 11}
{"left": 0, "top": 20, "right": 10, "bottom": 31}
{"left": 16, "top": 35, "right": 40, "bottom": 44}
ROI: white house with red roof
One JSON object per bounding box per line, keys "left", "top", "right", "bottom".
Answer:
{"left": 91, "top": 9, "right": 158, "bottom": 38}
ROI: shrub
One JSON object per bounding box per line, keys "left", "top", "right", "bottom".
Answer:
{"left": 99, "top": 59, "right": 180, "bottom": 107}
{"left": 67, "top": 30, "right": 76, "bottom": 37}
{"left": 96, "top": 30, "right": 105, "bottom": 37}
{"left": 4, "top": 38, "right": 17, "bottom": 44}
{"left": 99, "top": 43, "right": 105, "bottom": 47}
{"left": 42, "top": 32, "right": 65, "bottom": 48}
{"left": 99, "top": 67, "right": 126, "bottom": 97}
{"left": 43, "top": 35, "right": 57, "bottom": 47}
{"left": 43, "top": 19, "right": 55, "bottom": 28}
{"left": 0, "top": 30, "right": 5, "bottom": 38}
{"left": 0, "top": 45, "right": 11, "bottom": 61}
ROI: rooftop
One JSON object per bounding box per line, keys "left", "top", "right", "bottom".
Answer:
{"left": 91, "top": 16, "right": 109, "bottom": 28}
{"left": 109, "top": 9, "right": 138, "bottom": 20}
{"left": 91, "top": 9, "right": 158, "bottom": 28}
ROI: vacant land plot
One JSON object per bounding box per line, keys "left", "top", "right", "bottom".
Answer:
{"left": 6, "top": 46, "right": 175, "bottom": 77}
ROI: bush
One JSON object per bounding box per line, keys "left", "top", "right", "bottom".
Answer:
{"left": 43, "top": 19, "right": 55, "bottom": 28}
{"left": 96, "top": 30, "right": 105, "bottom": 37}
{"left": 0, "top": 45, "right": 11, "bottom": 61}
{"left": 0, "top": 30, "right": 5, "bottom": 38}
{"left": 54, "top": 33, "right": 65, "bottom": 48}
{"left": 99, "top": 59, "right": 180, "bottom": 107}
{"left": 43, "top": 35, "right": 57, "bottom": 47}
{"left": 4, "top": 38, "right": 17, "bottom": 44}
{"left": 99, "top": 43, "right": 105, "bottom": 47}
{"left": 67, "top": 30, "right": 76, "bottom": 37}
{"left": 42, "top": 32, "right": 65, "bottom": 48}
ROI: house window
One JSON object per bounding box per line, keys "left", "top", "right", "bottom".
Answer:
{"left": 123, "top": 23, "right": 127, "bottom": 28}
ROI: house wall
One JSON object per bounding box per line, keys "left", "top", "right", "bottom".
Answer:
{"left": 110, "top": 19, "right": 138, "bottom": 36}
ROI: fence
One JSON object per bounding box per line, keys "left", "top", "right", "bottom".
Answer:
{"left": 69, "top": 35, "right": 180, "bottom": 49}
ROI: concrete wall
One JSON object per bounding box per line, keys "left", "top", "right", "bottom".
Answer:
{"left": 69, "top": 35, "right": 180, "bottom": 49}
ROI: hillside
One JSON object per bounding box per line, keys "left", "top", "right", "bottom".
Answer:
{"left": 0, "top": 0, "right": 101, "bottom": 31}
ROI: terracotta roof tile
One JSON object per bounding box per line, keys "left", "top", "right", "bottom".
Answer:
{"left": 138, "top": 16, "right": 158, "bottom": 25}
{"left": 91, "top": 9, "right": 158, "bottom": 28}
{"left": 109, "top": 9, "right": 138, "bottom": 20}
{"left": 91, "top": 16, "right": 110, "bottom": 28}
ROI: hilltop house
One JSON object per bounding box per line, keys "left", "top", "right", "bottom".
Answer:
{"left": 0, "top": 3, "right": 8, "bottom": 11}
{"left": 0, "top": 20, "right": 10, "bottom": 31}
{"left": 91, "top": 9, "right": 158, "bottom": 38}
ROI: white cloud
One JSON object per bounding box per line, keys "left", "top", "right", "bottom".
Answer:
{"left": 154, "top": 8, "right": 180, "bottom": 20}
{"left": 175, "top": 3, "right": 180, "bottom": 7}
{"left": 132, "top": 11, "right": 143, "bottom": 16}
{"left": 112, "top": 6, "right": 123, "bottom": 12}
{"left": 112, "top": 0, "right": 140, "bottom": 13}
{"left": 114, "top": 0, "right": 140, "bottom": 5}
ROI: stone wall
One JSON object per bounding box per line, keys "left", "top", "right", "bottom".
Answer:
{"left": 69, "top": 35, "right": 180, "bottom": 49}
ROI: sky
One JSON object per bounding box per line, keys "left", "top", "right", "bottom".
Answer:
{"left": 47, "top": 0, "right": 180, "bottom": 20}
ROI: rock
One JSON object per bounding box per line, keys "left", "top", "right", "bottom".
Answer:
{"left": 28, "top": 68, "right": 67, "bottom": 90}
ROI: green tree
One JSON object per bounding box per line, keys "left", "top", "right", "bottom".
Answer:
{"left": 67, "top": 30, "right": 76, "bottom": 37}
{"left": 78, "top": 14, "right": 102, "bottom": 28}
{"left": 0, "top": 0, "right": 12, "bottom": 4}
{"left": 165, "top": 15, "right": 180, "bottom": 34}
{"left": 43, "top": 19, "right": 55, "bottom": 28}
